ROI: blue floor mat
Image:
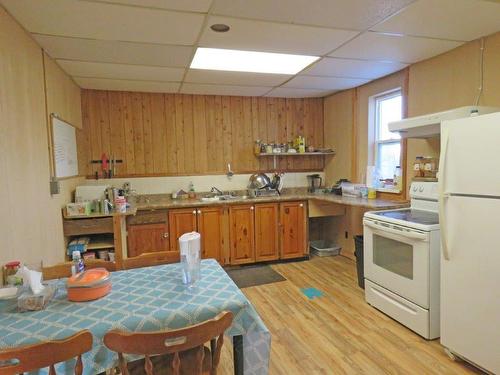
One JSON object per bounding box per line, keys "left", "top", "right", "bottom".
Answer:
{"left": 301, "top": 287, "right": 324, "bottom": 300}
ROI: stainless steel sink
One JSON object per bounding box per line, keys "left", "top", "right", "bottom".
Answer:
{"left": 199, "top": 194, "right": 249, "bottom": 202}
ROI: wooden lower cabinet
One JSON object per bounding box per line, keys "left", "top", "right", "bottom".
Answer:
{"left": 255, "top": 203, "right": 279, "bottom": 262}
{"left": 280, "top": 201, "right": 307, "bottom": 259}
{"left": 127, "top": 222, "right": 169, "bottom": 258}
{"left": 197, "top": 207, "right": 225, "bottom": 262}
{"left": 168, "top": 208, "right": 197, "bottom": 253}
{"left": 229, "top": 205, "right": 255, "bottom": 265}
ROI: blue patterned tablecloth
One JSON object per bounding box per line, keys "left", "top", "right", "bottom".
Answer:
{"left": 0, "top": 259, "right": 270, "bottom": 375}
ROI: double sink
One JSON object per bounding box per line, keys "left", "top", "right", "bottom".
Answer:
{"left": 199, "top": 194, "right": 249, "bottom": 202}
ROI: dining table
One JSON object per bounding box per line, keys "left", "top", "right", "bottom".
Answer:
{"left": 0, "top": 259, "right": 271, "bottom": 375}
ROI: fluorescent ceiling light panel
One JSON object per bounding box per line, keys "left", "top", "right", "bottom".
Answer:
{"left": 190, "top": 47, "right": 319, "bottom": 74}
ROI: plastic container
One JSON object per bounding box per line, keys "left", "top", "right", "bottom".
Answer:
{"left": 309, "top": 240, "right": 341, "bottom": 257}
{"left": 179, "top": 232, "right": 201, "bottom": 285}
{"left": 67, "top": 268, "right": 111, "bottom": 302}
{"left": 354, "top": 235, "right": 364, "bottom": 289}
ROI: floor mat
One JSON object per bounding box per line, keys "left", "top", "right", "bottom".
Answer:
{"left": 225, "top": 265, "right": 286, "bottom": 288}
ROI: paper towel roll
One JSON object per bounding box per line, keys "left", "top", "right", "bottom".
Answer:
{"left": 366, "top": 166, "right": 376, "bottom": 188}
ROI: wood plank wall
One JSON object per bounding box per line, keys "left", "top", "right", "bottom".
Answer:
{"left": 78, "top": 90, "right": 324, "bottom": 177}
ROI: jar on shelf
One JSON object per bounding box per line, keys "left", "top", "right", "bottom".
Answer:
{"left": 254, "top": 140, "right": 261, "bottom": 155}
{"left": 422, "top": 157, "right": 438, "bottom": 178}
{"left": 413, "top": 156, "right": 425, "bottom": 178}
{"left": 260, "top": 143, "right": 267, "bottom": 154}
{"left": 265, "top": 143, "right": 273, "bottom": 154}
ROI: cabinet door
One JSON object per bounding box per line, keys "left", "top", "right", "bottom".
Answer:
{"left": 229, "top": 205, "right": 255, "bottom": 265}
{"left": 255, "top": 203, "right": 279, "bottom": 262}
{"left": 280, "top": 201, "right": 307, "bottom": 259}
{"left": 197, "top": 207, "right": 225, "bottom": 263}
{"left": 127, "top": 223, "right": 169, "bottom": 258}
{"left": 168, "top": 208, "right": 197, "bottom": 253}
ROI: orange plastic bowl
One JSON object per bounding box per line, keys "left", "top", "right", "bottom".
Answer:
{"left": 67, "top": 268, "right": 112, "bottom": 302}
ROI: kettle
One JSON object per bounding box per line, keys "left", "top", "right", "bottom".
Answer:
{"left": 307, "top": 174, "right": 322, "bottom": 193}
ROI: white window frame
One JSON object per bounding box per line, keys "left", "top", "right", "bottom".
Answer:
{"left": 369, "top": 88, "right": 402, "bottom": 193}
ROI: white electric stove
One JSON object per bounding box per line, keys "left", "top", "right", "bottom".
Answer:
{"left": 363, "top": 182, "right": 441, "bottom": 339}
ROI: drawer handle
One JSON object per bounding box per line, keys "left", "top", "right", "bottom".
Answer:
{"left": 250, "top": 206, "right": 254, "bottom": 211}
{"left": 162, "top": 233, "right": 169, "bottom": 239}
{"left": 197, "top": 210, "right": 201, "bottom": 214}
{"left": 192, "top": 210, "right": 196, "bottom": 215}
{"left": 299, "top": 203, "right": 304, "bottom": 208}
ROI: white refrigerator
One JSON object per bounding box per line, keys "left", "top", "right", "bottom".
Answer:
{"left": 439, "top": 111, "right": 500, "bottom": 374}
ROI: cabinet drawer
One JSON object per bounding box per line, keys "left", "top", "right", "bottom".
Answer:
{"left": 63, "top": 217, "right": 113, "bottom": 236}
{"left": 128, "top": 210, "right": 168, "bottom": 225}
{"left": 308, "top": 201, "right": 345, "bottom": 218}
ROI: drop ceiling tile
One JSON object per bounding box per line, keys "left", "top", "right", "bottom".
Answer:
{"left": 57, "top": 60, "right": 185, "bottom": 82}
{"left": 211, "top": 0, "right": 414, "bottom": 30}
{"left": 265, "top": 87, "right": 336, "bottom": 98}
{"left": 34, "top": 35, "right": 193, "bottom": 67}
{"left": 329, "top": 32, "right": 463, "bottom": 63}
{"left": 93, "top": 0, "right": 212, "bottom": 12}
{"left": 372, "top": 0, "right": 500, "bottom": 41}
{"left": 303, "top": 57, "right": 408, "bottom": 79}
{"left": 74, "top": 77, "right": 180, "bottom": 93}
{"left": 185, "top": 69, "right": 291, "bottom": 86}
{"left": 199, "top": 16, "right": 358, "bottom": 55}
{"left": 284, "top": 75, "right": 369, "bottom": 90}
{"left": 0, "top": 0, "right": 204, "bottom": 45}
{"left": 180, "top": 83, "right": 271, "bottom": 96}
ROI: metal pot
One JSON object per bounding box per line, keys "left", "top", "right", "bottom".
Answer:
{"left": 248, "top": 173, "right": 271, "bottom": 190}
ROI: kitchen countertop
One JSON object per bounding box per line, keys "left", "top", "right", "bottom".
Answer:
{"left": 62, "top": 206, "right": 137, "bottom": 220}
{"left": 130, "top": 188, "right": 408, "bottom": 211}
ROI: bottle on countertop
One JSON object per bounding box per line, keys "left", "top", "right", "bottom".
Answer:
{"left": 188, "top": 181, "right": 196, "bottom": 199}
{"left": 71, "top": 251, "right": 84, "bottom": 275}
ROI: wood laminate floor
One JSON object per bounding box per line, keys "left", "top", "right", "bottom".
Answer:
{"left": 219, "top": 256, "right": 482, "bottom": 375}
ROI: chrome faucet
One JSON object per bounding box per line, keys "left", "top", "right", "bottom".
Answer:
{"left": 210, "top": 187, "right": 224, "bottom": 196}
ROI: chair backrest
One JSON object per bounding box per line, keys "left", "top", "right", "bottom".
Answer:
{"left": 0, "top": 330, "right": 93, "bottom": 375}
{"left": 42, "top": 260, "right": 116, "bottom": 280}
{"left": 104, "top": 311, "right": 233, "bottom": 375}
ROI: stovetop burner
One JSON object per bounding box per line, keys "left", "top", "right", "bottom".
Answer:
{"left": 372, "top": 209, "right": 439, "bottom": 226}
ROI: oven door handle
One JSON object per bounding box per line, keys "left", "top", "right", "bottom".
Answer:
{"left": 364, "top": 221, "right": 428, "bottom": 241}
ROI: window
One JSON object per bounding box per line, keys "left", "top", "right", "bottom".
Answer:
{"left": 373, "top": 90, "right": 402, "bottom": 189}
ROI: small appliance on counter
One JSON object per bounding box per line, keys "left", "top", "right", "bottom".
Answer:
{"left": 306, "top": 174, "right": 322, "bottom": 193}
{"left": 331, "top": 179, "right": 350, "bottom": 195}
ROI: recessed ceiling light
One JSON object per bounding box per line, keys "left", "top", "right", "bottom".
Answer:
{"left": 190, "top": 48, "right": 319, "bottom": 75}
{"left": 210, "top": 24, "right": 230, "bottom": 33}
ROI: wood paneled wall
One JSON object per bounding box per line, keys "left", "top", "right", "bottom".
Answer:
{"left": 79, "top": 90, "right": 324, "bottom": 177}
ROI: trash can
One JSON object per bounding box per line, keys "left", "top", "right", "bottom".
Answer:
{"left": 354, "top": 235, "right": 364, "bottom": 289}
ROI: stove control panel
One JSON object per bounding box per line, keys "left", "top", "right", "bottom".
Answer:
{"left": 409, "top": 182, "right": 438, "bottom": 201}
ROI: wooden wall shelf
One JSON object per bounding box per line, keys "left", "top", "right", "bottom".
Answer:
{"left": 257, "top": 152, "right": 335, "bottom": 157}
{"left": 256, "top": 151, "right": 335, "bottom": 169}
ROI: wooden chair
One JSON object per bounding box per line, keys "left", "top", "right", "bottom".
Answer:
{"left": 0, "top": 330, "right": 93, "bottom": 375}
{"left": 103, "top": 311, "right": 233, "bottom": 375}
{"left": 42, "top": 260, "right": 116, "bottom": 280}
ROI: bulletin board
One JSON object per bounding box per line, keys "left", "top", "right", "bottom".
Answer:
{"left": 52, "top": 115, "right": 79, "bottom": 178}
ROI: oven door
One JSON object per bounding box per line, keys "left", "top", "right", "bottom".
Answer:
{"left": 363, "top": 218, "right": 430, "bottom": 308}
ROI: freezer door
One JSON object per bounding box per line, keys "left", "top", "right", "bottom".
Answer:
{"left": 440, "top": 112, "right": 500, "bottom": 197}
{"left": 440, "top": 195, "right": 500, "bottom": 374}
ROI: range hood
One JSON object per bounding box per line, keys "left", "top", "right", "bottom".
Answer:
{"left": 389, "top": 106, "right": 500, "bottom": 138}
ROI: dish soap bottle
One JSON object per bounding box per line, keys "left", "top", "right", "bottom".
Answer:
{"left": 71, "top": 251, "right": 85, "bottom": 275}
{"left": 188, "top": 181, "right": 196, "bottom": 199}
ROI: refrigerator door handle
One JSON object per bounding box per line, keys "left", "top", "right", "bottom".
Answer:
{"left": 439, "top": 132, "right": 451, "bottom": 260}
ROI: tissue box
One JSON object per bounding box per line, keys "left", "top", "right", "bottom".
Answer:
{"left": 17, "top": 285, "right": 55, "bottom": 312}
{"left": 66, "top": 202, "right": 91, "bottom": 217}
